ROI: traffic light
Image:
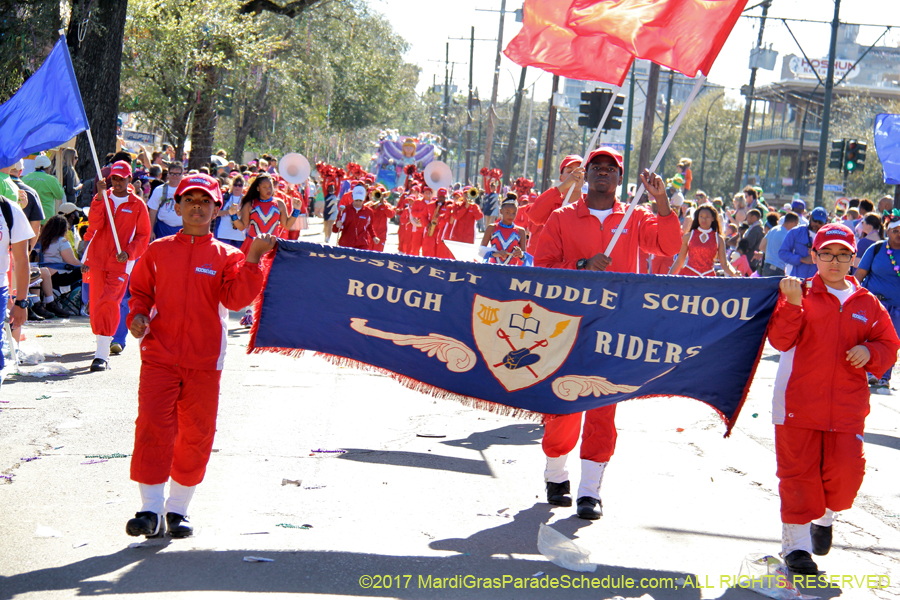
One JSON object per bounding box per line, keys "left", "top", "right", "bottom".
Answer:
{"left": 855, "top": 140, "right": 867, "bottom": 172}
{"left": 845, "top": 139, "right": 859, "bottom": 173}
{"left": 578, "top": 90, "right": 601, "bottom": 129}
{"left": 828, "top": 139, "right": 845, "bottom": 170}
{"left": 603, "top": 93, "right": 625, "bottom": 130}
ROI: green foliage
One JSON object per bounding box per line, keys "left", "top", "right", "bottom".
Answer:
{"left": 0, "top": 0, "right": 62, "bottom": 102}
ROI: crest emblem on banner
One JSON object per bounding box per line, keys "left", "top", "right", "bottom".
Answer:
{"left": 472, "top": 295, "right": 581, "bottom": 392}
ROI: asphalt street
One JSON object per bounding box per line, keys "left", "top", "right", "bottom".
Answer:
{"left": 1, "top": 221, "right": 899, "bottom": 600}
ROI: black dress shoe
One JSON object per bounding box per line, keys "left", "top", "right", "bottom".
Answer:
{"left": 44, "top": 300, "right": 74, "bottom": 318}
{"left": 576, "top": 496, "right": 603, "bottom": 520}
{"left": 166, "top": 513, "right": 193, "bottom": 538}
{"left": 27, "top": 307, "right": 45, "bottom": 321}
{"left": 89, "top": 358, "right": 109, "bottom": 372}
{"left": 784, "top": 550, "right": 818, "bottom": 575}
{"left": 810, "top": 524, "right": 832, "bottom": 556}
{"left": 126, "top": 511, "right": 165, "bottom": 537}
{"left": 546, "top": 481, "right": 572, "bottom": 507}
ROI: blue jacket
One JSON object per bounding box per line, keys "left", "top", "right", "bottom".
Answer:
{"left": 778, "top": 225, "right": 817, "bottom": 279}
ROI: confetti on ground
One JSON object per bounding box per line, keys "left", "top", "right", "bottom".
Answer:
{"left": 81, "top": 459, "right": 108, "bottom": 465}
{"left": 281, "top": 478, "right": 302, "bottom": 486}
{"left": 20, "top": 457, "right": 40, "bottom": 462}
{"left": 0, "top": 475, "right": 13, "bottom": 481}
{"left": 84, "top": 453, "right": 130, "bottom": 459}
{"left": 752, "top": 413, "right": 759, "bottom": 418}
{"left": 310, "top": 449, "right": 346, "bottom": 454}
{"left": 276, "top": 523, "right": 312, "bottom": 530}
{"left": 72, "top": 540, "right": 89, "bottom": 548}
{"left": 243, "top": 556, "right": 274, "bottom": 562}
{"left": 35, "top": 334, "right": 53, "bottom": 338}
{"left": 676, "top": 428, "right": 685, "bottom": 432}
{"left": 35, "top": 395, "right": 51, "bottom": 400}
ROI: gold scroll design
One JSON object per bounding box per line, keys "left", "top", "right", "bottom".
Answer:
{"left": 350, "top": 318, "right": 476, "bottom": 373}
{"left": 552, "top": 375, "right": 640, "bottom": 401}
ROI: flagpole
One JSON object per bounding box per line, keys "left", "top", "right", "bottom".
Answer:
{"left": 85, "top": 127, "right": 123, "bottom": 255}
{"left": 604, "top": 75, "right": 706, "bottom": 257}
{"left": 560, "top": 83, "right": 624, "bottom": 207}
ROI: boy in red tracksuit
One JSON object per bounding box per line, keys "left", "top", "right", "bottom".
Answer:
{"left": 338, "top": 185, "right": 376, "bottom": 249}
{"left": 125, "top": 173, "right": 274, "bottom": 539}
{"left": 448, "top": 189, "right": 483, "bottom": 243}
{"left": 768, "top": 223, "right": 899, "bottom": 575}
{"left": 527, "top": 154, "right": 583, "bottom": 254}
{"left": 407, "top": 188, "right": 429, "bottom": 256}
{"left": 367, "top": 191, "right": 395, "bottom": 252}
{"left": 422, "top": 188, "right": 453, "bottom": 258}
{"left": 83, "top": 161, "right": 151, "bottom": 372}
{"left": 397, "top": 192, "right": 412, "bottom": 254}
{"left": 534, "top": 147, "right": 682, "bottom": 520}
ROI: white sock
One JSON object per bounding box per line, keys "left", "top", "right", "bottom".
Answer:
{"left": 544, "top": 455, "right": 569, "bottom": 484}
{"left": 577, "top": 460, "right": 607, "bottom": 501}
{"left": 813, "top": 509, "right": 836, "bottom": 527}
{"left": 139, "top": 482, "right": 166, "bottom": 515}
{"left": 782, "top": 522, "right": 813, "bottom": 555}
{"left": 43, "top": 296, "right": 54, "bottom": 304}
{"left": 165, "top": 478, "right": 196, "bottom": 516}
{"left": 95, "top": 335, "right": 113, "bottom": 361}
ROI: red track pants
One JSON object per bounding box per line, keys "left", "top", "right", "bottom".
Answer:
{"left": 130, "top": 362, "right": 222, "bottom": 487}
{"left": 89, "top": 269, "right": 129, "bottom": 336}
{"left": 542, "top": 405, "right": 618, "bottom": 463}
{"left": 775, "top": 425, "right": 865, "bottom": 524}
{"left": 408, "top": 229, "right": 424, "bottom": 256}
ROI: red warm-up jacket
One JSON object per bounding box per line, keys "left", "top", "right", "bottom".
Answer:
{"left": 449, "top": 201, "right": 483, "bottom": 243}
{"left": 127, "top": 232, "right": 263, "bottom": 371}
{"left": 535, "top": 198, "right": 682, "bottom": 273}
{"left": 768, "top": 274, "right": 900, "bottom": 434}
{"left": 338, "top": 204, "right": 375, "bottom": 249}
{"left": 368, "top": 201, "right": 395, "bottom": 242}
{"left": 83, "top": 191, "right": 151, "bottom": 273}
{"left": 527, "top": 187, "right": 567, "bottom": 253}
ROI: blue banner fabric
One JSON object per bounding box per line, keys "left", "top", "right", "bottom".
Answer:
{"left": 0, "top": 36, "right": 89, "bottom": 168}
{"left": 875, "top": 114, "right": 900, "bottom": 186}
{"left": 251, "top": 242, "right": 781, "bottom": 432}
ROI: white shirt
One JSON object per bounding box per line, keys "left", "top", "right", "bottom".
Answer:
{"left": 147, "top": 184, "right": 181, "bottom": 227}
{"left": 216, "top": 193, "right": 246, "bottom": 242}
{"left": 1, "top": 198, "right": 37, "bottom": 288}
{"left": 588, "top": 208, "right": 613, "bottom": 224}
{"left": 826, "top": 281, "right": 857, "bottom": 306}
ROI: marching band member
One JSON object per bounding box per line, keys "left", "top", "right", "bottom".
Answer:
{"left": 527, "top": 155, "right": 583, "bottom": 254}
{"left": 367, "top": 186, "right": 395, "bottom": 252}
{"left": 448, "top": 186, "right": 483, "bottom": 243}
{"left": 534, "top": 147, "right": 682, "bottom": 520}
{"left": 407, "top": 187, "right": 428, "bottom": 256}
{"left": 669, "top": 205, "right": 737, "bottom": 277}
{"left": 422, "top": 187, "right": 453, "bottom": 258}
{"left": 337, "top": 184, "right": 376, "bottom": 250}
{"left": 480, "top": 194, "right": 527, "bottom": 266}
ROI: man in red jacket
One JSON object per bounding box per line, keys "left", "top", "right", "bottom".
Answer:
{"left": 407, "top": 187, "right": 429, "bottom": 256}
{"left": 337, "top": 185, "right": 376, "bottom": 249}
{"left": 769, "top": 223, "right": 900, "bottom": 574}
{"left": 83, "top": 161, "right": 151, "bottom": 372}
{"left": 125, "top": 173, "right": 274, "bottom": 539}
{"left": 527, "top": 155, "right": 584, "bottom": 254}
{"left": 366, "top": 188, "right": 395, "bottom": 252}
{"left": 448, "top": 187, "right": 483, "bottom": 243}
{"left": 534, "top": 147, "right": 682, "bottom": 520}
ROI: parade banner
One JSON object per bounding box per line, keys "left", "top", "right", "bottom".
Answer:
{"left": 250, "top": 242, "right": 781, "bottom": 433}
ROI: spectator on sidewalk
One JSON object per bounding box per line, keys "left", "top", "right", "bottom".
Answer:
{"left": 22, "top": 155, "right": 64, "bottom": 222}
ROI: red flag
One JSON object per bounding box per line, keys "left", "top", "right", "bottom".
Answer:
{"left": 566, "top": 0, "right": 748, "bottom": 77}
{"left": 503, "top": 0, "right": 634, "bottom": 85}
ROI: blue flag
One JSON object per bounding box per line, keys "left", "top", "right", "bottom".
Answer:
{"left": 0, "top": 36, "right": 89, "bottom": 168}
{"left": 874, "top": 114, "right": 900, "bottom": 185}
{"left": 251, "top": 242, "right": 781, "bottom": 434}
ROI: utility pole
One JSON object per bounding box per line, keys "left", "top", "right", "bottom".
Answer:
{"left": 465, "top": 27, "right": 475, "bottom": 184}
{"left": 442, "top": 42, "right": 450, "bottom": 150}
{"left": 814, "top": 0, "right": 842, "bottom": 206}
{"left": 660, "top": 69, "right": 675, "bottom": 176}
{"left": 541, "top": 75, "right": 560, "bottom": 191}
{"left": 522, "top": 82, "right": 535, "bottom": 178}
{"left": 534, "top": 119, "right": 543, "bottom": 184}
{"left": 638, "top": 62, "right": 661, "bottom": 174}
{"left": 622, "top": 63, "right": 636, "bottom": 199}
{"left": 482, "top": 0, "right": 507, "bottom": 172}
{"left": 734, "top": 0, "right": 771, "bottom": 195}
{"left": 504, "top": 66, "right": 528, "bottom": 185}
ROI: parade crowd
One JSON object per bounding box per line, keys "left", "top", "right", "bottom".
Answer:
{"left": 2, "top": 143, "right": 897, "bottom": 577}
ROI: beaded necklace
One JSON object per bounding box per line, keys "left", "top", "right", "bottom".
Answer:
{"left": 886, "top": 246, "right": 900, "bottom": 277}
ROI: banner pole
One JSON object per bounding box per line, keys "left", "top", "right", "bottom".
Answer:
{"left": 85, "top": 127, "right": 123, "bottom": 255}
{"left": 604, "top": 75, "right": 706, "bottom": 257}
{"left": 560, "top": 83, "right": 624, "bottom": 207}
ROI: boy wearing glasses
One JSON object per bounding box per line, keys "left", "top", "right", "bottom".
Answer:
{"left": 147, "top": 163, "right": 185, "bottom": 240}
{"left": 769, "top": 223, "right": 899, "bottom": 575}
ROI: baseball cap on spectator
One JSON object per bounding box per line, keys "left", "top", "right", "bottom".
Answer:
{"left": 559, "top": 155, "right": 583, "bottom": 174}
{"left": 810, "top": 206, "right": 828, "bottom": 223}
{"left": 175, "top": 173, "right": 224, "bottom": 207}
{"left": 791, "top": 198, "right": 806, "bottom": 212}
{"left": 109, "top": 161, "right": 132, "bottom": 179}
{"left": 813, "top": 223, "right": 856, "bottom": 252}
{"left": 58, "top": 202, "right": 79, "bottom": 215}
{"left": 34, "top": 155, "right": 52, "bottom": 170}
{"left": 586, "top": 147, "right": 624, "bottom": 170}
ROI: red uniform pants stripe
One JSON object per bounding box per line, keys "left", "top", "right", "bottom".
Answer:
{"left": 775, "top": 424, "right": 865, "bottom": 524}
{"left": 89, "top": 269, "right": 129, "bottom": 336}
{"left": 542, "top": 405, "right": 618, "bottom": 463}
{"left": 131, "top": 362, "right": 221, "bottom": 487}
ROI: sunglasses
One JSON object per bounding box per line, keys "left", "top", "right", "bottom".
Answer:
{"left": 169, "top": 171, "right": 184, "bottom": 177}
{"left": 233, "top": 182, "right": 244, "bottom": 187}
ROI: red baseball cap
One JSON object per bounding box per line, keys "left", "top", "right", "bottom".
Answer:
{"left": 559, "top": 154, "right": 583, "bottom": 174}
{"left": 437, "top": 188, "right": 448, "bottom": 199}
{"left": 175, "top": 173, "right": 224, "bottom": 207}
{"left": 813, "top": 223, "right": 856, "bottom": 253}
{"left": 586, "top": 147, "right": 624, "bottom": 170}
{"left": 109, "top": 161, "right": 132, "bottom": 180}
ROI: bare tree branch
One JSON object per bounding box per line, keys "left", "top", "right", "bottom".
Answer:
{"left": 238, "top": 0, "right": 322, "bottom": 18}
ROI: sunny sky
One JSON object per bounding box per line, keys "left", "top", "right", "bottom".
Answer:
{"left": 367, "top": 0, "right": 900, "bottom": 108}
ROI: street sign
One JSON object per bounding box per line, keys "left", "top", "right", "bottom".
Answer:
{"left": 823, "top": 184, "right": 844, "bottom": 192}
